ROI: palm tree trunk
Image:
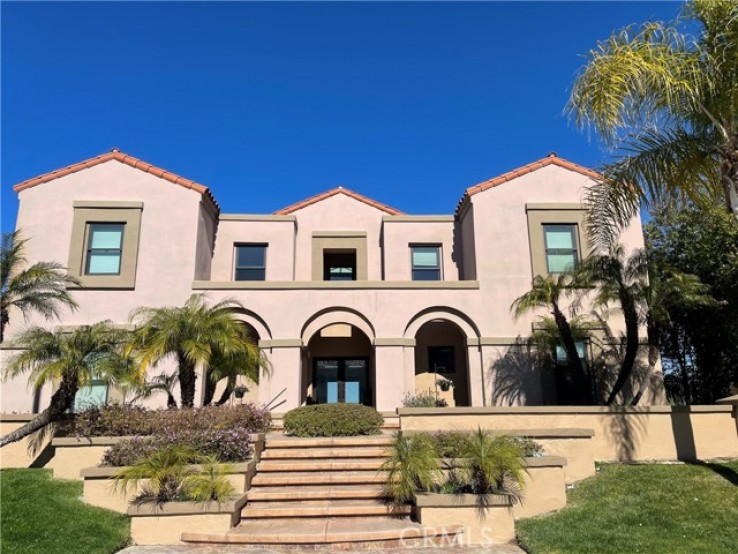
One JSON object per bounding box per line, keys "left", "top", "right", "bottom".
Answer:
{"left": 216, "top": 375, "right": 236, "bottom": 405}
{"left": 632, "top": 316, "right": 659, "bottom": 405}
{"left": 178, "top": 353, "right": 197, "bottom": 408}
{"left": 552, "top": 303, "right": 591, "bottom": 404}
{"left": 606, "top": 292, "right": 640, "bottom": 405}
{"left": 0, "top": 372, "right": 78, "bottom": 447}
{"left": 202, "top": 370, "right": 217, "bottom": 406}
{"left": 721, "top": 144, "right": 738, "bottom": 219}
{"left": 0, "top": 306, "right": 8, "bottom": 343}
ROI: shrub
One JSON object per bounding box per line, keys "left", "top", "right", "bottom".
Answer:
{"left": 283, "top": 404, "right": 384, "bottom": 437}
{"left": 401, "top": 391, "right": 447, "bottom": 408}
{"left": 73, "top": 402, "right": 272, "bottom": 438}
{"left": 381, "top": 433, "right": 440, "bottom": 504}
{"left": 102, "top": 427, "right": 252, "bottom": 466}
{"left": 427, "top": 430, "right": 543, "bottom": 458}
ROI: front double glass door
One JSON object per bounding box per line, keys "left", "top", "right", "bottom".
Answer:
{"left": 314, "top": 358, "right": 370, "bottom": 405}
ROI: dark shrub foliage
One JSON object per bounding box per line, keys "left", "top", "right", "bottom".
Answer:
{"left": 283, "top": 404, "right": 384, "bottom": 437}
{"left": 72, "top": 403, "right": 271, "bottom": 438}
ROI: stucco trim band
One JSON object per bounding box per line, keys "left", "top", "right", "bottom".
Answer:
{"left": 374, "top": 338, "right": 416, "bottom": 346}
{"left": 398, "top": 405, "right": 732, "bottom": 416}
{"left": 193, "top": 280, "right": 480, "bottom": 290}
{"left": 258, "top": 339, "right": 303, "bottom": 348}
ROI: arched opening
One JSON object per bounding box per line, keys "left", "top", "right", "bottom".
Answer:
{"left": 414, "top": 320, "right": 470, "bottom": 407}
{"left": 303, "top": 323, "right": 374, "bottom": 407}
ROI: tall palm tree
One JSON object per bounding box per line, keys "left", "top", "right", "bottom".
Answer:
{"left": 204, "top": 337, "right": 269, "bottom": 406}
{"left": 567, "top": 0, "right": 738, "bottom": 248}
{"left": 126, "top": 294, "right": 260, "bottom": 408}
{"left": 0, "top": 322, "right": 134, "bottom": 446}
{"left": 511, "top": 274, "right": 591, "bottom": 403}
{"left": 1, "top": 231, "right": 80, "bottom": 342}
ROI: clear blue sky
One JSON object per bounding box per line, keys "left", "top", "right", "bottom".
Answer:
{"left": 2, "top": 1, "right": 681, "bottom": 232}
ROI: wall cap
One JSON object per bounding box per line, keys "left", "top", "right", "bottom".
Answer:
{"left": 0, "top": 413, "right": 37, "bottom": 422}
{"left": 54, "top": 433, "right": 265, "bottom": 448}
{"left": 81, "top": 460, "right": 256, "bottom": 479}
{"left": 402, "top": 428, "right": 594, "bottom": 439}
{"left": 398, "top": 405, "right": 732, "bottom": 416}
{"left": 414, "top": 492, "right": 513, "bottom": 508}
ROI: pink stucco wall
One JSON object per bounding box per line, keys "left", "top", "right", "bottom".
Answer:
{"left": 2, "top": 156, "right": 655, "bottom": 414}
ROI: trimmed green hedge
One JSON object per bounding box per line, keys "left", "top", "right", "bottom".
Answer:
{"left": 283, "top": 404, "right": 384, "bottom": 437}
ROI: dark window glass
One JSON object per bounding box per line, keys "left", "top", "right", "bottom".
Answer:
{"left": 429, "top": 346, "right": 455, "bottom": 374}
{"left": 324, "top": 251, "right": 356, "bottom": 281}
{"left": 411, "top": 246, "right": 441, "bottom": 281}
{"left": 543, "top": 224, "right": 579, "bottom": 273}
{"left": 85, "top": 223, "right": 124, "bottom": 275}
{"left": 235, "top": 245, "right": 266, "bottom": 281}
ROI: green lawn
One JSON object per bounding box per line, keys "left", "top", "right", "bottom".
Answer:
{"left": 0, "top": 469, "right": 130, "bottom": 554}
{"left": 517, "top": 461, "right": 738, "bottom": 554}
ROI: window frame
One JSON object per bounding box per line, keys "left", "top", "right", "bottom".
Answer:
{"left": 525, "top": 204, "right": 588, "bottom": 278}
{"left": 323, "top": 250, "right": 357, "bottom": 282}
{"left": 84, "top": 222, "right": 126, "bottom": 276}
{"left": 410, "top": 244, "right": 442, "bottom": 281}
{"left": 234, "top": 243, "right": 268, "bottom": 281}
{"left": 543, "top": 224, "right": 580, "bottom": 274}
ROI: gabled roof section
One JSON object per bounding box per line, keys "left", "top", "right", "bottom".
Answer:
{"left": 275, "top": 186, "right": 405, "bottom": 216}
{"left": 13, "top": 149, "right": 220, "bottom": 212}
{"left": 456, "top": 153, "right": 602, "bottom": 215}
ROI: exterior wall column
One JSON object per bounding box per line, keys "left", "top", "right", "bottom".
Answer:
{"left": 374, "top": 339, "right": 415, "bottom": 412}
{"left": 258, "top": 340, "right": 303, "bottom": 413}
{"left": 466, "top": 340, "right": 485, "bottom": 407}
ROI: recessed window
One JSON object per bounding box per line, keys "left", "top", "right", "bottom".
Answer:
{"left": 429, "top": 346, "right": 455, "bottom": 374}
{"left": 73, "top": 380, "right": 108, "bottom": 413}
{"left": 543, "top": 224, "right": 579, "bottom": 273}
{"left": 324, "top": 251, "right": 356, "bottom": 281}
{"left": 85, "top": 223, "right": 124, "bottom": 275}
{"left": 235, "top": 244, "right": 266, "bottom": 281}
{"left": 411, "top": 246, "right": 441, "bottom": 281}
{"left": 555, "top": 341, "right": 588, "bottom": 366}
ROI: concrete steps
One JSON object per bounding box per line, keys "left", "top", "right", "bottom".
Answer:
{"left": 181, "top": 432, "right": 462, "bottom": 546}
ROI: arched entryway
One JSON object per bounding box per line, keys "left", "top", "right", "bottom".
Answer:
{"left": 301, "top": 312, "right": 375, "bottom": 406}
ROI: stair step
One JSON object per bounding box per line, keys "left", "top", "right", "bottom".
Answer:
{"left": 252, "top": 471, "right": 388, "bottom": 486}
{"left": 261, "top": 447, "right": 389, "bottom": 460}
{"left": 242, "top": 499, "right": 411, "bottom": 518}
{"left": 249, "top": 485, "right": 386, "bottom": 501}
{"left": 181, "top": 517, "right": 464, "bottom": 545}
{"left": 265, "top": 436, "right": 395, "bottom": 449}
{"left": 258, "top": 459, "right": 386, "bottom": 472}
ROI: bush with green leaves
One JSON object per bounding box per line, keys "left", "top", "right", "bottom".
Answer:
{"left": 428, "top": 430, "right": 542, "bottom": 458}
{"left": 380, "top": 433, "right": 441, "bottom": 504}
{"left": 283, "top": 404, "right": 383, "bottom": 437}
{"left": 114, "top": 445, "right": 236, "bottom": 505}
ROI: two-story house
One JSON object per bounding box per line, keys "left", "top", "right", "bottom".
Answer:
{"left": 1, "top": 149, "right": 656, "bottom": 413}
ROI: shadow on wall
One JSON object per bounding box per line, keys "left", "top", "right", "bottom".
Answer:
{"left": 604, "top": 408, "right": 647, "bottom": 462}
{"left": 489, "top": 339, "right": 555, "bottom": 406}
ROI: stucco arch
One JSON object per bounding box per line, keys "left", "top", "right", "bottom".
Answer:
{"left": 403, "top": 306, "right": 480, "bottom": 340}
{"left": 301, "top": 307, "right": 376, "bottom": 344}
{"left": 231, "top": 308, "right": 272, "bottom": 340}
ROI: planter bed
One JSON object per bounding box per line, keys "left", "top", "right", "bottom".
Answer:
{"left": 81, "top": 460, "right": 257, "bottom": 513}
{"left": 128, "top": 493, "right": 248, "bottom": 545}
{"left": 45, "top": 433, "right": 265, "bottom": 481}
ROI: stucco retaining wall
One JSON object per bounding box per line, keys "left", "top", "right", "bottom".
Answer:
{"left": 82, "top": 461, "right": 257, "bottom": 514}
{"left": 415, "top": 494, "right": 515, "bottom": 545}
{"left": 0, "top": 415, "right": 52, "bottom": 469}
{"left": 399, "top": 405, "right": 738, "bottom": 462}
{"left": 128, "top": 495, "right": 247, "bottom": 545}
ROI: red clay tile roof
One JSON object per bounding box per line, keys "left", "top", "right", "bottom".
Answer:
{"left": 275, "top": 186, "right": 405, "bottom": 216}
{"left": 13, "top": 149, "right": 220, "bottom": 212}
{"left": 456, "top": 153, "right": 602, "bottom": 214}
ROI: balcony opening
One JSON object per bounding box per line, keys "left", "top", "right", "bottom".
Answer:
{"left": 323, "top": 250, "right": 357, "bottom": 281}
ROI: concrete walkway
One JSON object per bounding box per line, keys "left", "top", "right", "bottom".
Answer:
{"left": 119, "top": 546, "right": 525, "bottom": 554}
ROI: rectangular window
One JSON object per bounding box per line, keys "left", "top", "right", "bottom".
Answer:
{"left": 235, "top": 244, "right": 267, "bottom": 281}
{"left": 543, "top": 224, "right": 579, "bottom": 273}
{"left": 555, "top": 341, "right": 588, "bottom": 365}
{"left": 411, "top": 246, "right": 441, "bottom": 281}
{"left": 85, "top": 223, "right": 124, "bottom": 275}
{"left": 73, "top": 380, "right": 108, "bottom": 413}
{"left": 429, "top": 346, "right": 455, "bottom": 374}
{"left": 324, "top": 251, "right": 356, "bottom": 281}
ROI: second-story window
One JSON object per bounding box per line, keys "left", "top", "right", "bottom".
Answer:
{"left": 85, "top": 223, "right": 125, "bottom": 275}
{"left": 324, "top": 250, "right": 356, "bottom": 281}
{"left": 543, "top": 224, "right": 579, "bottom": 273}
{"left": 411, "top": 246, "right": 441, "bottom": 281}
{"left": 235, "top": 244, "right": 266, "bottom": 281}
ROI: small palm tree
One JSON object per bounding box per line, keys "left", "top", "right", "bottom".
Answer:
{"left": 1, "top": 231, "right": 80, "bottom": 342}
{"left": 459, "top": 429, "right": 526, "bottom": 502}
{"left": 126, "top": 294, "right": 261, "bottom": 408}
{"left": 381, "top": 433, "right": 441, "bottom": 505}
{"left": 182, "top": 458, "right": 237, "bottom": 503}
{"left": 0, "top": 322, "right": 134, "bottom": 446}
{"left": 568, "top": 0, "right": 738, "bottom": 248}
{"left": 511, "top": 274, "right": 591, "bottom": 403}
